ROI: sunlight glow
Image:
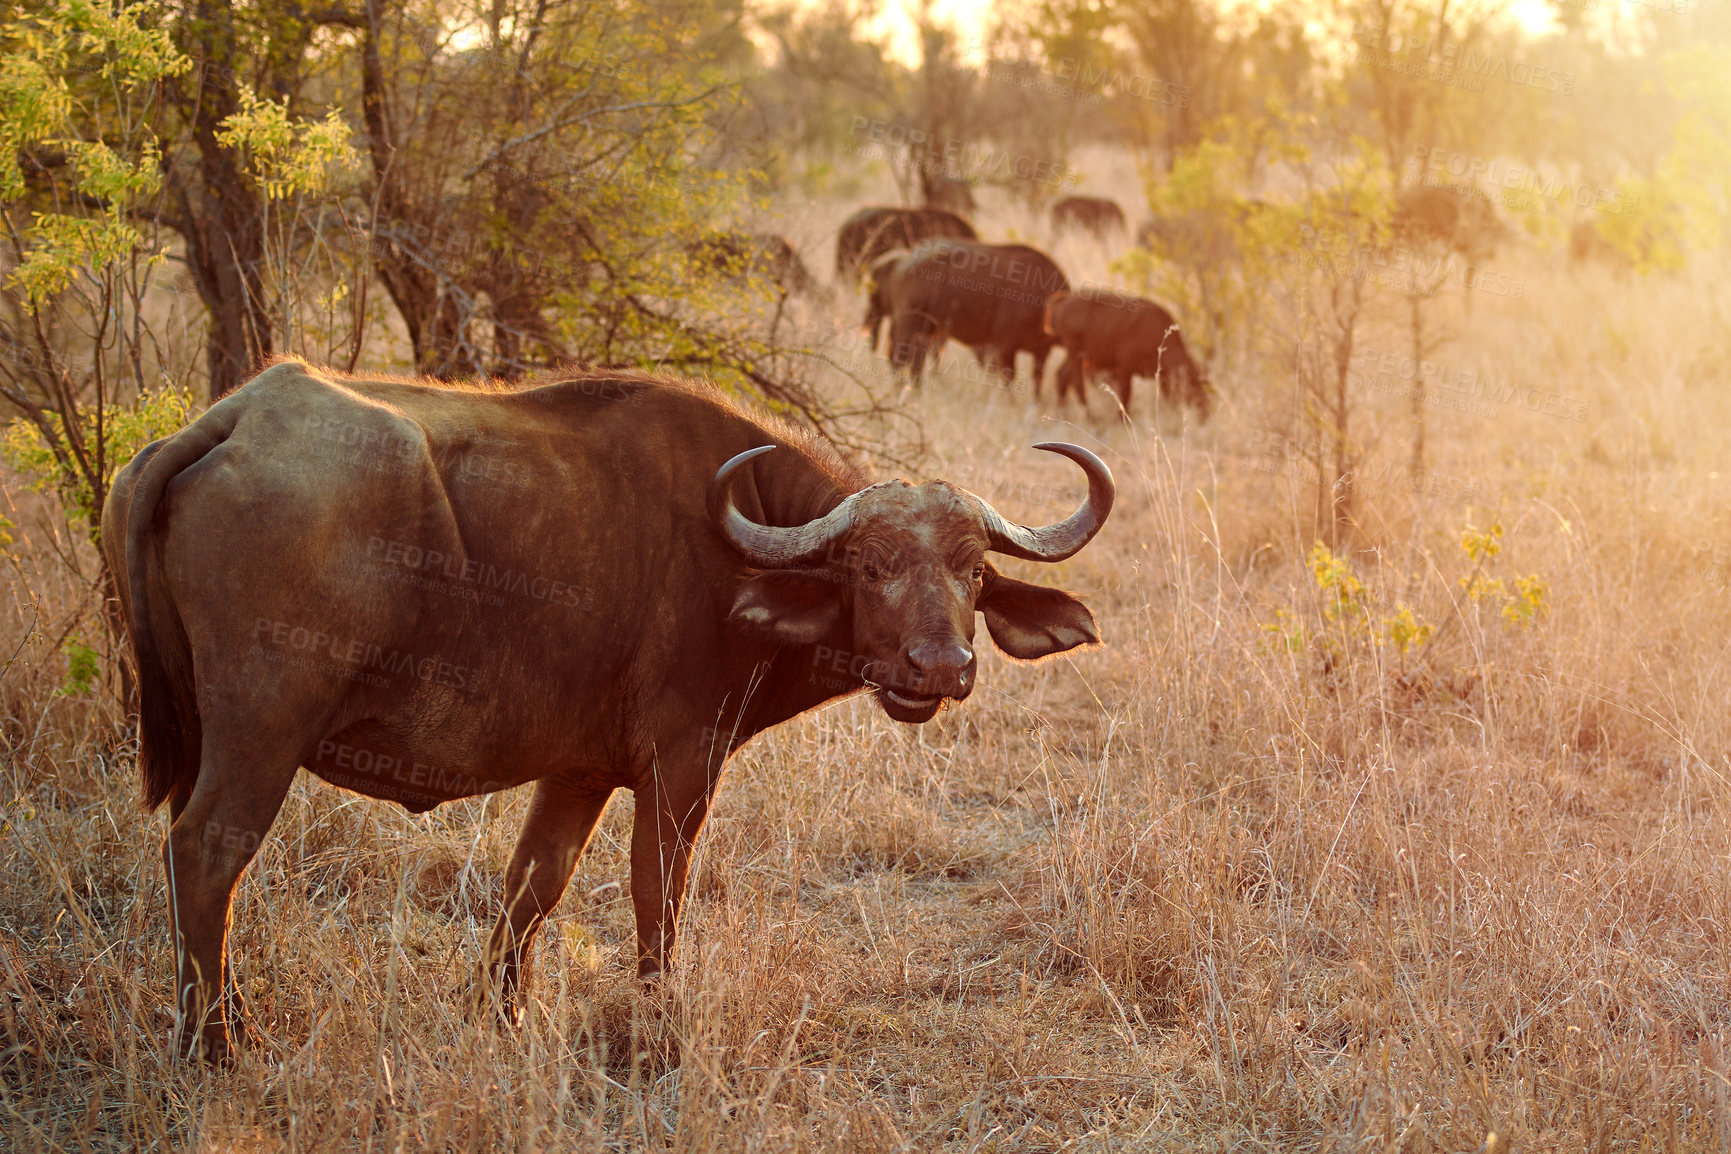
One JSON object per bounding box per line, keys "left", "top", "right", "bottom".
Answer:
{"left": 831, "top": 0, "right": 1568, "bottom": 71}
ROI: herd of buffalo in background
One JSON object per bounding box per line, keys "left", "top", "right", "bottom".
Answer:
{"left": 691, "top": 175, "right": 1550, "bottom": 427}
{"left": 849, "top": 205, "right": 1214, "bottom": 422}
{"left": 696, "top": 194, "right": 1214, "bottom": 423}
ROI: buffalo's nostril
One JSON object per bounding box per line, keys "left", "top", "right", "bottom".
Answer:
{"left": 906, "top": 641, "right": 974, "bottom": 674}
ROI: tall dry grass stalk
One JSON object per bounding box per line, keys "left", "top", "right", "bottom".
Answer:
{"left": 2, "top": 209, "right": 1730, "bottom": 1150}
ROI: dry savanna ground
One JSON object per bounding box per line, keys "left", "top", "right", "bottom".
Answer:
{"left": 3, "top": 192, "right": 1731, "bottom": 1151}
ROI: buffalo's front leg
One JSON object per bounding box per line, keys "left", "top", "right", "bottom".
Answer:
{"left": 1112, "top": 369, "right": 1134, "bottom": 421}
{"left": 908, "top": 327, "right": 934, "bottom": 387}
{"left": 630, "top": 753, "right": 721, "bottom": 979}
{"left": 480, "top": 778, "right": 612, "bottom": 1021}
{"left": 888, "top": 314, "right": 921, "bottom": 381}
{"left": 1056, "top": 352, "right": 1087, "bottom": 413}
{"left": 1032, "top": 349, "right": 1057, "bottom": 402}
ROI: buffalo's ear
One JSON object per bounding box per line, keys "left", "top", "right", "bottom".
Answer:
{"left": 730, "top": 571, "right": 843, "bottom": 645}
{"left": 979, "top": 570, "right": 1100, "bottom": 659}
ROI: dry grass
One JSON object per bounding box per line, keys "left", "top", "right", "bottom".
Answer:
{"left": 4, "top": 213, "right": 1731, "bottom": 1151}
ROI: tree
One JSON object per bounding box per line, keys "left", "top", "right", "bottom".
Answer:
{"left": 1116, "top": 0, "right": 1235, "bottom": 171}
{"left": 0, "top": 0, "right": 200, "bottom": 678}
{"left": 157, "top": 1, "right": 361, "bottom": 400}
{"left": 352, "top": 0, "right": 839, "bottom": 422}
{"left": 1257, "top": 135, "right": 1395, "bottom": 542}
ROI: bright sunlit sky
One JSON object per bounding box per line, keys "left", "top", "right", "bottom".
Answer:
{"left": 446, "top": 0, "right": 1574, "bottom": 66}
{"left": 841, "top": 0, "right": 1564, "bottom": 68}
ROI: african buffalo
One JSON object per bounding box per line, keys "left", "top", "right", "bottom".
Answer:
{"left": 1569, "top": 218, "right": 1635, "bottom": 273}
{"left": 862, "top": 250, "right": 954, "bottom": 375}
{"left": 1051, "top": 195, "right": 1127, "bottom": 241}
{"left": 1392, "top": 184, "right": 1508, "bottom": 263}
{"left": 861, "top": 250, "right": 910, "bottom": 354}
{"left": 835, "top": 206, "right": 977, "bottom": 283}
{"left": 877, "top": 239, "right": 1071, "bottom": 390}
{"left": 104, "top": 359, "right": 1114, "bottom": 1062}
{"left": 1044, "top": 289, "right": 1212, "bottom": 422}
{"left": 689, "top": 231, "right": 823, "bottom": 299}
{"left": 921, "top": 172, "right": 978, "bottom": 216}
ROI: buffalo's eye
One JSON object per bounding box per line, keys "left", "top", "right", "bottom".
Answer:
{"left": 971, "top": 563, "right": 985, "bottom": 583}
{"left": 860, "top": 560, "right": 884, "bottom": 582}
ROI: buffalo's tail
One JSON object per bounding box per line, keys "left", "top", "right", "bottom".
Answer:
{"left": 123, "top": 401, "right": 244, "bottom": 813}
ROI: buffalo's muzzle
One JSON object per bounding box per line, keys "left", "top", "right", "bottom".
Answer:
{"left": 871, "top": 642, "right": 975, "bottom": 716}
{"left": 906, "top": 639, "right": 974, "bottom": 692}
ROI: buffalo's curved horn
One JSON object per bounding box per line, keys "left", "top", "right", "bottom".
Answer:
{"left": 709, "top": 445, "right": 861, "bottom": 567}
{"left": 974, "top": 442, "right": 1115, "bottom": 562}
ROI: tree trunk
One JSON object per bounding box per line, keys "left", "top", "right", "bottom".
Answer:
{"left": 359, "top": 0, "right": 484, "bottom": 381}
{"left": 1329, "top": 280, "right": 1362, "bottom": 545}
{"left": 187, "top": 143, "right": 270, "bottom": 400}
{"left": 165, "top": 0, "right": 299, "bottom": 401}
{"left": 1408, "top": 293, "right": 1426, "bottom": 485}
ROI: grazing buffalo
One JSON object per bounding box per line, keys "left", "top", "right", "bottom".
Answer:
{"left": 1044, "top": 289, "right": 1212, "bottom": 422}
{"left": 689, "top": 231, "right": 823, "bottom": 298}
{"left": 1392, "top": 184, "right": 1508, "bottom": 263}
{"left": 1568, "top": 218, "right": 1634, "bottom": 273}
{"left": 104, "top": 358, "right": 1114, "bottom": 1062}
{"left": 1136, "top": 207, "right": 1248, "bottom": 264}
{"left": 835, "top": 206, "right": 977, "bottom": 283}
{"left": 877, "top": 239, "right": 1070, "bottom": 389}
{"left": 861, "top": 250, "right": 913, "bottom": 354}
{"left": 1051, "top": 195, "right": 1127, "bottom": 241}
{"left": 862, "top": 250, "right": 954, "bottom": 375}
{"left": 1135, "top": 200, "right": 1275, "bottom": 273}
{"left": 921, "top": 172, "right": 978, "bottom": 216}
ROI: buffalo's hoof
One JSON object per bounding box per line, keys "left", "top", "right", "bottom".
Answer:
{"left": 467, "top": 980, "right": 523, "bottom": 1030}
{"left": 177, "top": 1026, "right": 237, "bottom": 1067}
{"left": 177, "top": 995, "right": 249, "bottom": 1066}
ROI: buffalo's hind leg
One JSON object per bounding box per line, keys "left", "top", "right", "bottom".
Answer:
{"left": 163, "top": 731, "right": 300, "bottom": 1064}
{"left": 1112, "top": 370, "right": 1134, "bottom": 422}
{"left": 982, "top": 344, "right": 1017, "bottom": 388}
{"left": 479, "top": 778, "right": 612, "bottom": 1023}
{"left": 1055, "top": 352, "right": 1087, "bottom": 414}
{"left": 887, "top": 313, "right": 920, "bottom": 383}
{"left": 1034, "top": 349, "right": 1054, "bottom": 403}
